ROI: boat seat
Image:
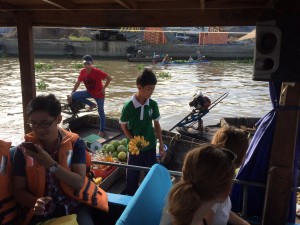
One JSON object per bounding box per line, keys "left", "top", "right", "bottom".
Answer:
{"left": 116, "top": 164, "right": 172, "bottom": 225}
{"left": 107, "top": 193, "right": 132, "bottom": 207}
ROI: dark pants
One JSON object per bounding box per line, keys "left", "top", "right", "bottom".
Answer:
{"left": 126, "top": 148, "right": 157, "bottom": 196}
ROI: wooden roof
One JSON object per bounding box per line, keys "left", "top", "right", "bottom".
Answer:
{"left": 1, "top": 0, "right": 300, "bottom": 27}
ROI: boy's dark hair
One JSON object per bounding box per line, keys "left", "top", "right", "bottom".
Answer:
{"left": 136, "top": 68, "right": 157, "bottom": 87}
{"left": 27, "top": 94, "right": 61, "bottom": 117}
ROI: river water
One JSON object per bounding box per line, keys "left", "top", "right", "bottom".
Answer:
{"left": 0, "top": 58, "right": 272, "bottom": 145}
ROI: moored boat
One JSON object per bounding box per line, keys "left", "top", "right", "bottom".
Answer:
{"left": 62, "top": 113, "right": 205, "bottom": 173}
{"left": 127, "top": 56, "right": 164, "bottom": 63}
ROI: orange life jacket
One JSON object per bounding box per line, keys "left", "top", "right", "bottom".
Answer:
{"left": 0, "top": 140, "right": 18, "bottom": 225}
{"left": 21, "top": 129, "right": 108, "bottom": 225}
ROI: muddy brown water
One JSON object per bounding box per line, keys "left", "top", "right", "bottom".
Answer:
{"left": 0, "top": 58, "right": 271, "bottom": 145}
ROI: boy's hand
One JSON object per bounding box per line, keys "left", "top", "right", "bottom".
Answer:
{"left": 159, "top": 144, "right": 165, "bottom": 157}
{"left": 67, "top": 95, "right": 72, "bottom": 104}
{"left": 100, "top": 87, "right": 106, "bottom": 94}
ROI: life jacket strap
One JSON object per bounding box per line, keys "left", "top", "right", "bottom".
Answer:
{"left": 92, "top": 184, "right": 98, "bottom": 206}
{"left": 0, "top": 204, "right": 18, "bottom": 224}
{"left": 83, "top": 179, "right": 91, "bottom": 201}
{"left": 0, "top": 196, "right": 14, "bottom": 209}
{"left": 73, "top": 190, "right": 80, "bottom": 197}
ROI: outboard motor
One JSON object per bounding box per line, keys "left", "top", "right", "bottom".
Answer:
{"left": 171, "top": 91, "right": 228, "bottom": 140}
{"left": 189, "top": 91, "right": 211, "bottom": 112}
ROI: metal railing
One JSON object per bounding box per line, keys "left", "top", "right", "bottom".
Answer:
{"left": 91, "top": 160, "right": 300, "bottom": 219}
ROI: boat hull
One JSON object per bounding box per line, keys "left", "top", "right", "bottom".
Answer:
{"left": 63, "top": 114, "right": 204, "bottom": 172}
{"left": 127, "top": 56, "right": 164, "bottom": 63}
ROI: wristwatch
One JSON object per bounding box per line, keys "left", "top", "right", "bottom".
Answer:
{"left": 49, "top": 162, "right": 59, "bottom": 173}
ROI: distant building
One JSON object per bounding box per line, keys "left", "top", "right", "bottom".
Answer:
{"left": 199, "top": 33, "right": 228, "bottom": 45}
{"left": 144, "top": 27, "right": 167, "bottom": 44}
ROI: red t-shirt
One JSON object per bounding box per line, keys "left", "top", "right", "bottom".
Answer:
{"left": 78, "top": 67, "right": 108, "bottom": 98}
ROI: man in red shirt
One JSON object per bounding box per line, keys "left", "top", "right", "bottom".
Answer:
{"left": 69, "top": 55, "right": 112, "bottom": 137}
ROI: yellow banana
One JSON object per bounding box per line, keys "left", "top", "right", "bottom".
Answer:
{"left": 93, "top": 177, "right": 102, "bottom": 185}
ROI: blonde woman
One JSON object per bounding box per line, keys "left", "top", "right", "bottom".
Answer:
{"left": 206, "top": 126, "right": 250, "bottom": 225}
{"left": 161, "top": 144, "right": 237, "bottom": 225}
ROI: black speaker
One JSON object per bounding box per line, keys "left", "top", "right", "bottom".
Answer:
{"left": 253, "top": 16, "right": 300, "bottom": 81}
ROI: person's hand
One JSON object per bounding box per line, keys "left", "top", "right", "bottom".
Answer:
{"left": 23, "top": 144, "right": 55, "bottom": 169}
{"left": 100, "top": 87, "right": 106, "bottom": 94}
{"left": 33, "top": 196, "right": 52, "bottom": 215}
{"left": 159, "top": 143, "right": 165, "bottom": 157}
{"left": 67, "top": 95, "right": 72, "bottom": 104}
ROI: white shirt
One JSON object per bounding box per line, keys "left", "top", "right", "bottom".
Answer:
{"left": 211, "top": 197, "right": 232, "bottom": 225}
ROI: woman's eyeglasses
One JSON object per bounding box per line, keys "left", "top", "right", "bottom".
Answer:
{"left": 27, "top": 118, "right": 56, "bottom": 129}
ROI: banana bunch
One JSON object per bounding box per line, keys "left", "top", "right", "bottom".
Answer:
{"left": 128, "top": 135, "right": 150, "bottom": 155}
{"left": 93, "top": 177, "right": 102, "bottom": 185}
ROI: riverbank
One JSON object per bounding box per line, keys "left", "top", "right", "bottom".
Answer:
{"left": 0, "top": 39, "right": 254, "bottom": 59}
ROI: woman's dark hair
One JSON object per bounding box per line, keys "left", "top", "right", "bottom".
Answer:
{"left": 168, "top": 144, "right": 236, "bottom": 225}
{"left": 27, "top": 94, "right": 61, "bottom": 117}
{"left": 136, "top": 68, "right": 157, "bottom": 87}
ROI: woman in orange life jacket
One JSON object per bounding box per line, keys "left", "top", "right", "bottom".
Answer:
{"left": 12, "top": 94, "right": 108, "bottom": 225}
{"left": 0, "top": 139, "right": 18, "bottom": 225}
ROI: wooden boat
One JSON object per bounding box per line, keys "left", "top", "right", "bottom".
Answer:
{"left": 127, "top": 56, "right": 164, "bottom": 63}
{"left": 63, "top": 113, "right": 260, "bottom": 173}
{"left": 62, "top": 114, "right": 205, "bottom": 172}
{"left": 62, "top": 113, "right": 263, "bottom": 224}
{"left": 176, "top": 113, "right": 259, "bottom": 142}
{"left": 220, "top": 117, "right": 259, "bottom": 135}
{"left": 62, "top": 113, "right": 204, "bottom": 188}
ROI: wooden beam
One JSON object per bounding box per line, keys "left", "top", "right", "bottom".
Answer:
{"left": 41, "top": 0, "right": 76, "bottom": 9}
{"left": 200, "top": 0, "right": 206, "bottom": 9}
{"left": 127, "top": 0, "right": 137, "bottom": 9}
{"left": 0, "top": 1, "right": 15, "bottom": 13}
{"left": 10, "top": 8, "right": 260, "bottom": 27}
{"left": 114, "top": 0, "right": 137, "bottom": 10}
{"left": 263, "top": 83, "right": 300, "bottom": 225}
{"left": 0, "top": 1, "right": 15, "bottom": 9}
{"left": 15, "top": 12, "right": 36, "bottom": 134}
{"left": 0, "top": 9, "right": 9, "bottom": 14}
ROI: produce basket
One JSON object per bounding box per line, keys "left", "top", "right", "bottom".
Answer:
{"left": 91, "top": 165, "right": 117, "bottom": 179}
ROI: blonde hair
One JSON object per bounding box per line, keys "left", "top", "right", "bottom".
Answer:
{"left": 168, "top": 144, "right": 236, "bottom": 225}
{"left": 211, "top": 126, "right": 248, "bottom": 167}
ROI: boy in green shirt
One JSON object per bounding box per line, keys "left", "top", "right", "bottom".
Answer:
{"left": 119, "top": 68, "right": 164, "bottom": 195}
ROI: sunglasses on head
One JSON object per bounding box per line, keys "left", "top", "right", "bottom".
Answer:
{"left": 220, "top": 148, "right": 237, "bottom": 162}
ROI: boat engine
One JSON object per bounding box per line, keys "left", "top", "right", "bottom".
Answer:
{"left": 174, "top": 92, "right": 212, "bottom": 139}
{"left": 189, "top": 91, "right": 211, "bottom": 112}
{"left": 171, "top": 91, "right": 228, "bottom": 140}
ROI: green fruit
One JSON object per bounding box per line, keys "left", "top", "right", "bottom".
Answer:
{"left": 120, "top": 138, "right": 127, "bottom": 146}
{"left": 117, "top": 145, "right": 127, "bottom": 153}
{"left": 106, "top": 144, "right": 115, "bottom": 152}
{"left": 112, "top": 151, "right": 118, "bottom": 158}
{"left": 111, "top": 140, "right": 120, "bottom": 149}
{"left": 118, "top": 151, "right": 127, "bottom": 160}
{"left": 102, "top": 144, "right": 108, "bottom": 150}
{"left": 113, "top": 157, "right": 120, "bottom": 162}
